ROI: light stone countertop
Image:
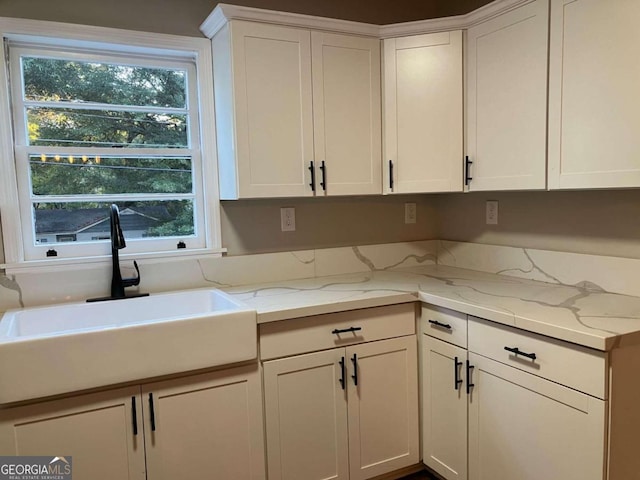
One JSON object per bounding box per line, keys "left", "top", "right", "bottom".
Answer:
{"left": 223, "top": 264, "right": 640, "bottom": 351}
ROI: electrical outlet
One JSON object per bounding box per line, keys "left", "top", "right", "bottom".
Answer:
{"left": 280, "top": 207, "right": 296, "bottom": 232}
{"left": 486, "top": 201, "right": 498, "bottom": 225}
{"left": 405, "top": 203, "right": 417, "bottom": 224}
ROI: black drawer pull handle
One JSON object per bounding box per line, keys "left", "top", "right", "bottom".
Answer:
{"left": 389, "top": 160, "right": 394, "bottom": 190}
{"left": 454, "top": 356, "right": 463, "bottom": 391}
{"left": 339, "top": 356, "right": 346, "bottom": 390}
{"left": 428, "top": 319, "right": 452, "bottom": 330}
{"left": 309, "top": 161, "right": 316, "bottom": 192}
{"left": 149, "top": 393, "right": 156, "bottom": 432}
{"left": 351, "top": 353, "right": 358, "bottom": 386}
{"left": 466, "top": 360, "right": 474, "bottom": 395}
{"left": 504, "top": 346, "right": 537, "bottom": 361}
{"left": 332, "top": 326, "right": 362, "bottom": 334}
{"left": 131, "top": 396, "right": 138, "bottom": 436}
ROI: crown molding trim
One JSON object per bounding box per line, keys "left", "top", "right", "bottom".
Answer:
{"left": 200, "top": 3, "right": 380, "bottom": 38}
{"left": 379, "top": 0, "right": 535, "bottom": 37}
{"left": 200, "top": 0, "right": 536, "bottom": 39}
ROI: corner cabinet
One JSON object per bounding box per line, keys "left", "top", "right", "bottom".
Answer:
{"left": 383, "top": 31, "right": 463, "bottom": 194}
{"left": 548, "top": 0, "right": 640, "bottom": 189}
{"left": 0, "top": 365, "right": 266, "bottom": 480}
{"left": 465, "top": 0, "right": 548, "bottom": 191}
{"left": 260, "top": 303, "right": 419, "bottom": 480}
{"left": 212, "top": 21, "right": 381, "bottom": 199}
{"left": 420, "top": 304, "right": 623, "bottom": 480}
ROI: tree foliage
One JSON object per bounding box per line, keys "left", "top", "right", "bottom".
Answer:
{"left": 23, "top": 56, "right": 195, "bottom": 238}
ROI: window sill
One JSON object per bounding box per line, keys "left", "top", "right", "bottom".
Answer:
{"left": 1, "top": 247, "right": 227, "bottom": 275}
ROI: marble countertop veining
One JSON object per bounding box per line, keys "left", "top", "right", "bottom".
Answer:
{"left": 223, "top": 264, "right": 640, "bottom": 351}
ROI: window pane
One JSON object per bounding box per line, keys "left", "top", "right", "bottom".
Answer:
{"left": 30, "top": 155, "right": 193, "bottom": 195}
{"left": 33, "top": 200, "right": 195, "bottom": 245}
{"left": 27, "top": 107, "right": 188, "bottom": 148}
{"left": 22, "top": 57, "right": 187, "bottom": 108}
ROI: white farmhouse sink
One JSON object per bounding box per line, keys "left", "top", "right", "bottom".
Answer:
{"left": 0, "top": 289, "right": 257, "bottom": 404}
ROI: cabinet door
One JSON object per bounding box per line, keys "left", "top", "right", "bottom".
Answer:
{"left": 548, "top": 0, "right": 640, "bottom": 189}
{"left": 231, "top": 21, "right": 314, "bottom": 198}
{"left": 263, "top": 349, "right": 349, "bottom": 480}
{"left": 311, "top": 32, "right": 382, "bottom": 195}
{"left": 422, "top": 336, "right": 467, "bottom": 480}
{"left": 0, "top": 387, "right": 146, "bottom": 480}
{"left": 347, "top": 336, "right": 419, "bottom": 480}
{"left": 384, "top": 32, "right": 463, "bottom": 194}
{"left": 466, "top": 0, "right": 548, "bottom": 191}
{"left": 143, "top": 365, "right": 266, "bottom": 480}
{"left": 467, "top": 353, "right": 606, "bottom": 480}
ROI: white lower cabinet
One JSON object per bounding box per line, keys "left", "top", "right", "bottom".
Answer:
{"left": 347, "top": 338, "right": 419, "bottom": 480}
{"left": 421, "top": 304, "right": 611, "bottom": 480}
{"left": 263, "top": 348, "right": 349, "bottom": 480}
{"left": 0, "top": 386, "right": 146, "bottom": 480}
{"left": 467, "top": 352, "right": 606, "bottom": 480}
{"left": 422, "top": 336, "right": 467, "bottom": 480}
{"left": 261, "top": 304, "right": 419, "bottom": 480}
{"left": 142, "top": 365, "right": 266, "bottom": 480}
{"left": 0, "top": 364, "right": 266, "bottom": 480}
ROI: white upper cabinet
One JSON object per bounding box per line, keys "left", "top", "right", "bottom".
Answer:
{"left": 312, "top": 32, "right": 382, "bottom": 196}
{"left": 548, "top": 0, "right": 640, "bottom": 189}
{"left": 212, "top": 21, "right": 381, "bottom": 199}
{"left": 213, "top": 21, "right": 314, "bottom": 199}
{"left": 466, "top": 0, "right": 548, "bottom": 191}
{"left": 384, "top": 31, "right": 463, "bottom": 194}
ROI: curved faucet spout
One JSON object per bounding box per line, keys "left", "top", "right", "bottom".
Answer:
{"left": 110, "top": 204, "right": 126, "bottom": 250}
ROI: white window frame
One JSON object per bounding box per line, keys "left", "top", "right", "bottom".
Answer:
{"left": 0, "top": 18, "right": 222, "bottom": 270}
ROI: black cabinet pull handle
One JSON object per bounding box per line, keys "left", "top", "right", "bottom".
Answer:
{"left": 466, "top": 360, "right": 475, "bottom": 395}
{"left": 351, "top": 354, "right": 358, "bottom": 386}
{"left": 428, "top": 319, "right": 452, "bottom": 330}
{"left": 504, "top": 346, "right": 537, "bottom": 361}
{"left": 309, "top": 161, "right": 316, "bottom": 192}
{"left": 339, "top": 356, "right": 346, "bottom": 390}
{"left": 389, "top": 160, "right": 394, "bottom": 190}
{"left": 454, "top": 357, "right": 463, "bottom": 391}
{"left": 320, "top": 160, "right": 326, "bottom": 191}
{"left": 131, "top": 396, "right": 138, "bottom": 436}
{"left": 148, "top": 393, "right": 156, "bottom": 432}
{"left": 465, "top": 156, "right": 473, "bottom": 186}
{"left": 332, "top": 326, "right": 362, "bottom": 334}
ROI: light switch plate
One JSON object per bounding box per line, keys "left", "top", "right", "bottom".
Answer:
{"left": 486, "top": 201, "right": 498, "bottom": 225}
{"left": 281, "top": 207, "right": 296, "bottom": 232}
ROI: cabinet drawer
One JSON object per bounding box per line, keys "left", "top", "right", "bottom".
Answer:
{"left": 259, "top": 303, "right": 416, "bottom": 360}
{"left": 468, "top": 317, "right": 607, "bottom": 399}
{"left": 421, "top": 304, "right": 467, "bottom": 348}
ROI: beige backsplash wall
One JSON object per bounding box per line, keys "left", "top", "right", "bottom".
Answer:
{"left": 221, "top": 195, "right": 437, "bottom": 255}
{"left": 3, "top": 190, "right": 639, "bottom": 260}
{"left": 436, "top": 190, "right": 640, "bottom": 259}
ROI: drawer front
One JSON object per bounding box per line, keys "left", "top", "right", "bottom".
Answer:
{"left": 421, "top": 304, "right": 467, "bottom": 348}
{"left": 259, "top": 303, "right": 416, "bottom": 360}
{"left": 468, "top": 317, "right": 607, "bottom": 399}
